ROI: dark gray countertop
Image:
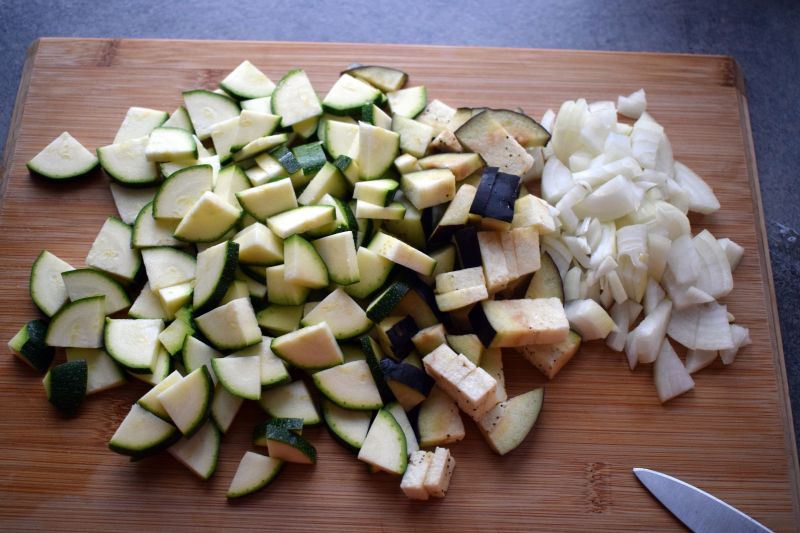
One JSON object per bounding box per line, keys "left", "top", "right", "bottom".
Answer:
{"left": 2, "top": 0, "right": 799, "bottom": 444}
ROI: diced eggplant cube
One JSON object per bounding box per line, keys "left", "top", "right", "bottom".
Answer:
{"left": 454, "top": 225, "right": 482, "bottom": 268}
{"left": 469, "top": 166, "right": 499, "bottom": 216}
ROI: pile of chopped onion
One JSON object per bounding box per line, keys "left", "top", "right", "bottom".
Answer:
{"left": 533, "top": 89, "right": 749, "bottom": 403}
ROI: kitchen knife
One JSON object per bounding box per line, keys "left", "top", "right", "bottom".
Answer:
{"left": 633, "top": 467, "right": 773, "bottom": 533}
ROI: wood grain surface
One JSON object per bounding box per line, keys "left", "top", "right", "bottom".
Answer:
{"left": 0, "top": 38, "right": 797, "bottom": 532}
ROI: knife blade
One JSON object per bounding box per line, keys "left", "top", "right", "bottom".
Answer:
{"left": 633, "top": 468, "right": 773, "bottom": 533}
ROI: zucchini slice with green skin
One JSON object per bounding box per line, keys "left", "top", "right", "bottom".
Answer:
{"left": 353, "top": 179, "right": 399, "bottom": 207}
{"left": 233, "top": 133, "right": 290, "bottom": 162}
{"left": 137, "top": 370, "right": 183, "bottom": 421}
{"left": 321, "top": 398, "right": 372, "bottom": 453}
{"left": 85, "top": 217, "right": 142, "bottom": 283}
{"left": 292, "top": 141, "right": 327, "bottom": 175}
{"left": 401, "top": 168, "right": 456, "bottom": 210}
{"left": 236, "top": 178, "right": 298, "bottom": 221}
{"left": 226, "top": 451, "right": 284, "bottom": 499}
{"left": 97, "top": 135, "right": 160, "bottom": 187}
{"left": 312, "top": 232, "right": 360, "bottom": 286}
{"left": 162, "top": 106, "right": 193, "bottom": 132}
{"left": 392, "top": 115, "right": 433, "bottom": 158}
{"left": 265, "top": 265, "right": 310, "bottom": 306}
{"left": 114, "top": 107, "right": 169, "bottom": 143}
{"left": 258, "top": 380, "right": 321, "bottom": 425}
{"left": 173, "top": 191, "right": 242, "bottom": 243}
{"left": 65, "top": 347, "right": 126, "bottom": 395}
{"left": 27, "top": 132, "right": 98, "bottom": 180}
{"left": 271, "top": 69, "right": 323, "bottom": 127}
{"left": 132, "top": 202, "right": 181, "bottom": 248}
{"left": 253, "top": 418, "right": 303, "bottom": 447}
{"left": 357, "top": 408, "right": 408, "bottom": 475}
{"left": 141, "top": 247, "right": 196, "bottom": 291}
{"left": 256, "top": 304, "right": 304, "bottom": 335}
{"left": 168, "top": 421, "right": 221, "bottom": 480}
{"left": 387, "top": 86, "right": 427, "bottom": 118}
{"left": 232, "top": 111, "right": 281, "bottom": 153}
{"left": 29, "top": 250, "right": 74, "bottom": 317}
{"left": 128, "top": 282, "right": 168, "bottom": 320}
{"left": 145, "top": 127, "right": 197, "bottom": 162}
{"left": 271, "top": 322, "right": 344, "bottom": 370}
{"left": 234, "top": 223, "right": 284, "bottom": 266}
{"left": 241, "top": 96, "right": 272, "bottom": 113}
{"left": 43, "top": 359, "right": 87, "bottom": 416}
{"left": 104, "top": 318, "right": 164, "bottom": 373}
{"left": 45, "top": 296, "right": 106, "bottom": 348}
{"left": 211, "top": 354, "right": 261, "bottom": 400}
{"left": 183, "top": 89, "right": 240, "bottom": 140}
{"left": 283, "top": 234, "right": 329, "bottom": 289}
{"left": 152, "top": 164, "right": 214, "bottom": 220}
{"left": 306, "top": 194, "right": 357, "bottom": 238}
{"left": 157, "top": 312, "right": 194, "bottom": 356}
{"left": 343, "top": 247, "right": 394, "bottom": 300}
{"left": 355, "top": 200, "right": 406, "bottom": 221}
{"left": 266, "top": 424, "right": 317, "bottom": 464}
{"left": 358, "top": 336, "right": 395, "bottom": 404}
{"left": 209, "top": 116, "right": 239, "bottom": 163}
{"left": 365, "top": 279, "right": 411, "bottom": 323}
{"left": 108, "top": 403, "right": 180, "bottom": 457}
{"left": 322, "top": 74, "right": 383, "bottom": 116}
{"left": 231, "top": 338, "right": 291, "bottom": 388}
{"left": 62, "top": 268, "right": 131, "bottom": 315}
{"left": 324, "top": 120, "right": 359, "bottom": 160}
{"left": 109, "top": 182, "right": 157, "bottom": 225}
{"left": 385, "top": 401, "right": 419, "bottom": 455}
{"left": 343, "top": 65, "right": 408, "bottom": 93}
{"left": 357, "top": 122, "right": 400, "bottom": 180}
{"left": 193, "top": 240, "right": 238, "bottom": 312}
{"left": 128, "top": 346, "right": 172, "bottom": 386}
{"left": 195, "top": 297, "right": 262, "bottom": 351}
{"left": 210, "top": 384, "right": 244, "bottom": 434}
{"left": 182, "top": 336, "right": 221, "bottom": 384}
{"left": 362, "top": 103, "right": 392, "bottom": 129}
{"left": 8, "top": 319, "right": 55, "bottom": 373}
{"left": 157, "top": 366, "right": 213, "bottom": 437}
{"left": 300, "top": 288, "right": 371, "bottom": 340}
{"left": 267, "top": 205, "right": 336, "bottom": 239}
{"left": 297, "top": 162, "right": 348, "bottom": 206}
{"left": 219, "top": 60, "right": 275, "bottom": 100}
{"left": 292, "top": 115, "right": 320, "bottom": 139}
{"left": 313, "top": 360, "right": 383, "bottom": 411}
{"left": 418, "top": 153, "right": 485, "bottom": 182}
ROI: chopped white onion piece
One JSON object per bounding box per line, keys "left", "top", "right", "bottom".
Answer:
{"left": 552, "top": 99, "right": 590, "bottom": 165}
{"left": 541, "top": 157, "right": 574, "bottom": 205}
{"left": 655, "top": 135, "right": 675, "bottom": 175}
{"left": 617, "top": 256, "right": 648, "bottom": 303}
{"left": 574, "top": 175, "right": 641, "bottom": 221}
{"left": 616, "top": 224, "right": 649, "bottom": 269}
{"left": 540, "top": 108, "right": 556, "bottom": 134}
{"left": 666, "top": 234, "right": 700, "bottom": 286}
{"left": 541, "top": 235, "right": 573, "bottom": 277}
{"left": 603, "top": 131, "right": 632, "bottom": 160}
{"left": 589, "top": 222, "right": 617, "bottom": 269}
{"left": 569, "top": 151, "right": 594, "bottom": 172}
{"left": 565, "top": 299, "right": 617, "bottom": 341}
{"left": 564, "top": 266, "right": 583, "bottom": 302}
{"left": 652, "top": 201, "right": 691, "bottom": 239}
{"left": 667, "top": 302, "right": 734, "bottom": 351}
{"left": 673, "top": 161, "right": 720, "bottom": 215}
{"left": 664, "top": 178, "right": 690, "bottom": 214}
{"left": 562, "top": 236, "right": 591, "bottom": 269}
{"left": 588, "top": 100, "right": 617, "bottom": 129}
{"left": 606, "top": 300, "right": 641, "bottom": 352}
{"left": 685, "top": 349, "right": 717, "bottom": 374}
{"left": 719, "top": 324, "right": 751, "bottom": 365}
{"left": 646, "top": 233, "right": 671, "bottom": 282}
{"left": 617, "top": 89, "right": 647, "bottom": 119}
{"left": 631, "top": 115, "right": 664, "bottom": 169}
{"left": 643, "top": 277, "right": 666, "bottom": 315}
{"left": 653, "top": 339, "right": 695, "bottom": 403}
{"left": 717, "top": 237, "right": 744, "bottom": 271}
{"left": 605, "top": 270, "right": 628, "bottom": 305}
{"left": 693, "top": 230, "right": 733, "bottom": 299}
{"left": 599, "top": 281, "right": 614, "bottom": 309}
{"left": 626, "top": 298, "right": 672, "bottom": 366}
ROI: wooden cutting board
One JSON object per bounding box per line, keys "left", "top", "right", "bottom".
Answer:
{"left": 0, "top": 38, "right": 797, "bottom": 532}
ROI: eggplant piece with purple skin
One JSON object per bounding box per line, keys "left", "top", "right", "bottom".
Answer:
{"left": 379, "top": 358, "right": 435, "bottom": 396}
{"left": 453, "top": 225, "right": 482, "bottom": 269}
{"left": 383, "top": 315, "right": 420, "bottom": 360}
{"left": 483, "top": 172, "right": 520, "bottom": 223}
{"left": 469, "top": 166, "right": 498, "bottom": 216}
